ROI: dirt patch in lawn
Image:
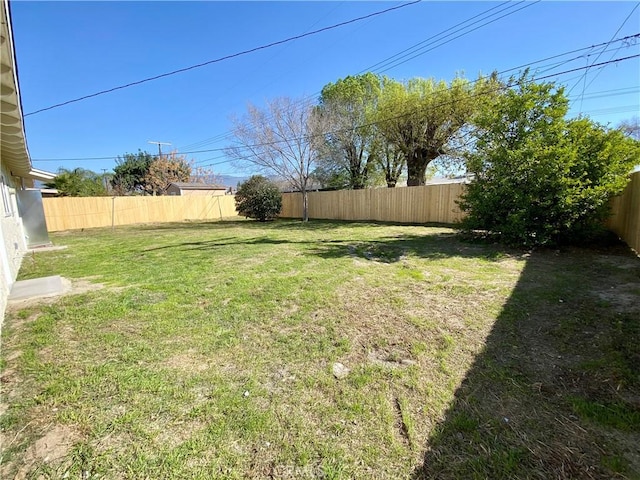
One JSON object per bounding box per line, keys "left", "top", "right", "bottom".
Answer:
{"left": 593, "top": 282, "right": 640, "bottom": 313}
{"left": 163, "top": 349, "right": 210, "bottom": 373}
{"left": 2, "top": 425, "right": 81, "bottom": 480}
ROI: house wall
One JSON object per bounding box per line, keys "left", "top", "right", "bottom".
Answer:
{"left": 166, "top": 184, "right": 227, "bottom": 196}
{"left": 165, "top": 184, "right": 181, "bottom": 196}
{"left": 0, "top": 162, "right": 27, "bottom": 320}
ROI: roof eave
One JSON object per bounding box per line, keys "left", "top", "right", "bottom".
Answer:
{"left": 1, "top": 0, "right": 32, "bottom": 176}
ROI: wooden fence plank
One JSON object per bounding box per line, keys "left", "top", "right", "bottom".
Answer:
{"left": 607, "top": 171, "right": 640, "bottom": 254}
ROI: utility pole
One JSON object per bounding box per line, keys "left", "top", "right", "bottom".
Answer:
{"left": 101, "top": 168, "right": 109, "bottom": 193}
{"left": 148, "top": 140, "right": 172, "bottom": 158}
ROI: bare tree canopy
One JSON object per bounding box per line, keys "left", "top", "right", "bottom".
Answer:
{"left": 226, "top": 97, "right": 323, "bottom": 221}
{"left": 617, "top": 116, "right": 640, "bottom": 140}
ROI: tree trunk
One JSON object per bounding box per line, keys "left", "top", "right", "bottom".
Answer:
{"left": 348, "top": 148, "right": 367, "bottom": 189}
{"left": 407, "top": 158, "right": 428, "bottom": 186}
{"left": 302, "top": 189, "right": 309, "bottom": 222}
{"left": 351, "top": 168, "right": 366, "bottom": 189}
{"left": 407, "top": 149, "right": 437, "bottom": 186}
{"left": 385, "top": 167, "right": 397, "bottom": 187}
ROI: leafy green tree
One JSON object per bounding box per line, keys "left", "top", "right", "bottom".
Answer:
{"left": 316, "top": 73, "right": 383, "bottom": 189}
{"left": 459, "top": 74, "right": 639, "bottom": 246}
{"left": 111, "top": 150, "right": 154, "bottom": 195}
{"left": 45, "top": 168, "right": 106, "bottom": 197}
{"left": 235, "top": 175, "right": 282, "bottom": 221}
{"left": 312, "top": 163, "right": 350, "bottom": 190}
{"left": 376, "top": 76, "right": 479, "bottom": 186}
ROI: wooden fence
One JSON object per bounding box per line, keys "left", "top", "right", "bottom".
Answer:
{"left": 280, "top": 183, "right": 466, "bottom": 224}
{"left": 607, "top": 171, "right": 640, "bottom": 254}
{"left": 42, "top": 172, "right": 639, "bottom": 255}
{"left": 43, "top": 195, "right": 238, "bottom": 232}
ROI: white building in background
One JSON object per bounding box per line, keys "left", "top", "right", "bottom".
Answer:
{"left": 1, "top": 0, "right": 56, "bottom": 321}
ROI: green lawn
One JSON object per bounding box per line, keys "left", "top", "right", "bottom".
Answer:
{"left": 1, "top": 219, "right": 638, "bottom": 479}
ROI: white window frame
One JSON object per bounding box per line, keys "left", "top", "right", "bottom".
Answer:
{"left": 1, "top": 175, "right": 15, "bottom": 217}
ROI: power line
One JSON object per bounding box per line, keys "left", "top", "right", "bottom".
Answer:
{"left": 568, "top": 2, "right": 640, "bottom": 102}
{"left": 193, "top": 51, "right": 640, "bottom": 160}
{"left": 502, "top": 34, "right": 639, "bottom": 76}
{"left": 581, "top": 3, "right": 640, "bottom": 95}
{"left": 24, "top": 1, "right": 421, "bottom": 117}
{"left": 32, "top": 52, "right": 640, "bottom": 164}
{"left": 568, "top": 86, "right": 639, "bottom": 101}
{"left": 176, "top": 3, "right": 350, "bottom": 153}
{"left": 359, "top": 0, "right": 515, "bottom": 73}
{"left": 376, "top": 1, "right": 541, "bottom": 74}
{"left": 176, "top": 4, "right": 347, "bottom": 153}
{"left": 178, "top": 1, "right": 539, "bottom": 153}
{"left": 535, "top": 53, "right": 639, "bottom": 81}
{"left": 575, "top": 105, "right": 639, "bottom": 116}
{"left": 188, "top": 53, "right": 640, "bottom": 161}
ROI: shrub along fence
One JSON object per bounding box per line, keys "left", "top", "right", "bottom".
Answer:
{"left": 43, "top": 195, "right": 237, "bottom": 232}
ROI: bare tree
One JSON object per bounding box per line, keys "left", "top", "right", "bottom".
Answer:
{"left": 190, "top": 163, "right": 222, "bottom": 185}
{"left": 226, "top": 97, "right": 323, "bottom": 221}
{"left": 617, "top": 116, "right": 639, "bottom": 141}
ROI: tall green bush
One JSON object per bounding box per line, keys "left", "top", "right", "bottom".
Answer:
{"left": 45, "top": 168, "right": 106, "bottom": 197}
{"left": 459, "top": 75, "right": 639, "bottom": 247}
{"left": 235, "top": 175, "right": 282, "bottom": 222}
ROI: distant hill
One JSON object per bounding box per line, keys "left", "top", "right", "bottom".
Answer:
{"left": 216, "top": 174, "right": 289, "bottom": 189}
{"left": 216, "top": 175, "right": 251, "bottom": 188}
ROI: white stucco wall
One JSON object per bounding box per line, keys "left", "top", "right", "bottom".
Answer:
{"left": 0, "top": 164, "right": 27, "bottom": 324}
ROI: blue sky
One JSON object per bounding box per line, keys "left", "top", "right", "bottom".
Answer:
{"left": 11, "top": 1, "right": 640, "bottom": 177}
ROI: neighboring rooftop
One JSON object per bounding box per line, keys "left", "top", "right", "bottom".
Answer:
{"left": 169, "top": 182, "right": 227, "bottom": 190}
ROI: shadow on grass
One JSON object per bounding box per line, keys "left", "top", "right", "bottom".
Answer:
{"left": 411, "top": 241, "right": 640, "bottom": 479}
{"left": 141, "top": 236, "right": 297, "bottom": 252}
{"left": 136, "top": 218, "right": 400, "bottom": 232}
{"left": 309, "top": 233, "right": 514, "bottom": 262}
{"left": 141, "top": 233, "right": 514, "bottom": 262}
{"left": 141, "top": 219, "right": 515, "bottom": 263}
